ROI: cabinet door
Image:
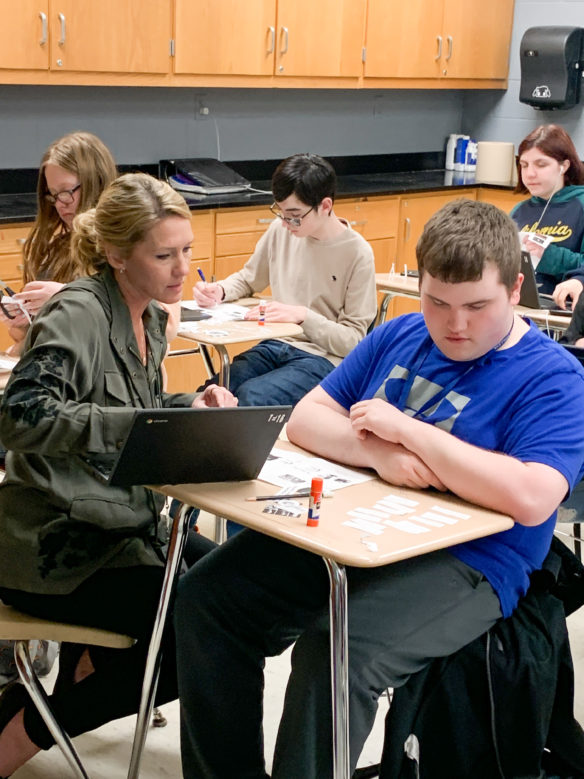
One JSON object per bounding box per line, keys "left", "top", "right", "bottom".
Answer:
{"left": 364, "top": 0, "right": 443, "bottom": 78}
{"left": 0, "top": 1, "right": 49, "bottom": 70}
{"left": 397, "top": 190, "right": 476, "bottom": 270}
{"left": 49, "top": 0, "right": 171, "bottom": 73}
{"left": 477, "top": 188, "right": 523, "bottom": 213}
{"left": 174, "top": 0, "right": 276, "bottom": 76}
{"left": 275, "top": 0, "right": 366, "bottom": 77}
{"left": 442, "top": 0, "right": 514, "bottom": 79}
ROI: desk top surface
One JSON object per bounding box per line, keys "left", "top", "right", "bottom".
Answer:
{"left": 374, "top": 273, "right": 572, "bottom": 331}
{"left": 156, "top": 441, "right": 513, "bottom": 567}
{"left": 178, "top": 318, "right": 303, "bottom": 345}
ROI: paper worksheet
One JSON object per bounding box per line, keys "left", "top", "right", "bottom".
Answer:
{"left": 258, "top": 449, "right": 374, "bottom": 492}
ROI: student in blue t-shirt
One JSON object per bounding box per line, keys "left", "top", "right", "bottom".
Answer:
{"left": 173, "top": 200, "right": 584, "bottom": 779}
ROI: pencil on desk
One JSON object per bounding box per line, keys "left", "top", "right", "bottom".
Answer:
{"left": 246, "top": 491, "right": 333, "bottom": 502}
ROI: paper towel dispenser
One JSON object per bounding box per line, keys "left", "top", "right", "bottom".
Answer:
{"left": 519, "top": 26, "right": 584, "bottom": 109}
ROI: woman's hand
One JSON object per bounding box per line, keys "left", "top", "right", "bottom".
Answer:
{"left": 520, "top": 236, "right": 545, "bottom": 260}
{"left": 13, "top": 280, "right": 64, "bottom": 318}
{"left": 192, "top": 384, "right": 238, "bottom": 408}
{"left": 553, "top": 278, "right": 584, "bottom": 310}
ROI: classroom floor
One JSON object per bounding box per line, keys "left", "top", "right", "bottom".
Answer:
{"left": 10, "top": 518, "right": 584, "bottom": 778}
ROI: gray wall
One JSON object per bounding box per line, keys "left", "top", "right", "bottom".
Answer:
{"left": 463, "top": 0, "right": 584, "bottom": 150}
{"left": 1, "top": 0, "right": 583, "bottom": 171}
{"left": 0, "top": 86, "right": 463, "bottom": 169}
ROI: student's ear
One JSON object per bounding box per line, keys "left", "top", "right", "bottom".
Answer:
{"left": 319, "top": 197, "right": 334, "bottom": 216}
{"left": 561, "top": 160, "right": 570, "bottom": 174}
{"left": 510, "top": 273, "right": 524, "bottom": 306}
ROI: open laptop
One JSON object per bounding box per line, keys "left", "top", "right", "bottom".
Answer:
{"left": 518, "top": 251, "right": 572, "bottom": 315}
{"left": 92, "top": 405, "right": 291, "bottom": 487}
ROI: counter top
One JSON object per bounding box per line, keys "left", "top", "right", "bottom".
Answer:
{"left": 0, "top": 153, "right": 513, "bottom": 225}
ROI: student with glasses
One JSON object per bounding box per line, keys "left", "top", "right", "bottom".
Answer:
{"left": 0, "top": 132, "right": 117, "bottom": 353}
{"left": 193, "top": 152, "right": 377, "bottom": 408}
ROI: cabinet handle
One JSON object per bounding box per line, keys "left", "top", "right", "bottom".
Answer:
{"left": 404, "top": 217, "right": 411, "bottom": 242}
{"left": 279, "top": 26, "right": 289, "bottom": 55}
{"left": 349, "top": 220, "right": 368, "bottom": 227}
{"left": 39, "top": 11, "right": 47, "bottom": 46}
{"left": 58, "top": 12, "right": 66, "bottom": 46}
{"left": 446, "top": 36, "right": 453, "bottom": 61}
{"left": 267, "top": 26, "right": 275, "bottom": 54}
{"left": 257, "top": 218, "right": 276, "bottom": 224}
{"left": 16, "top": 238, "right": 26, "bottom": 245}
{"left": 434, "top": 36, "right": 442, "bottom": 61}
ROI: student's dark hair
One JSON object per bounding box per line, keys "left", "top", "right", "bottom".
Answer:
{"left": 416, "top": 199, "right": 521, "bottom": 293}
{"left": 515, "top": 124, "right": 584, "bottom": 193}
{"left": 271, "top": 153, "right": 336, "bottom": 208}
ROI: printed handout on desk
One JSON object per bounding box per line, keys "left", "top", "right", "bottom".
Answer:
{"left": 258, "top": 449, "right": 374, "bottom": 492}
{"left": 181, "top": 301, "right": 248, "bottom": 321}
{"left": 342, "top": 494, "right": 472, "bottom": 544}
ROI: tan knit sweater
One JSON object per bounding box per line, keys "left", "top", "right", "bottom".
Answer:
{"left": 220, "top": 219, "right": 377, "bottom": 365}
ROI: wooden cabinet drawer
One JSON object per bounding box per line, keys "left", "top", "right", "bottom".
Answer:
{"left": 0, "top": 224, "right": 29, "bottom": 256}
{"left": 215, "top": 207, "right": 275, "bottom": 235}
{"left": 215, "top": 231, "right": 262, "bottom": 258}
{"left": 191, "top": 211, "right": 213, "bottom": 259}
{"left": 335, "top": 198, "right": 399, "bottom": 240}
{"left": 0, "top": 254, "right": 24, "bottom": 284}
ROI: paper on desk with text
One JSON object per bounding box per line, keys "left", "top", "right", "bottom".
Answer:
{"left": 258, "top": 449, "right": 374, "bottom": 492}
{"left": 181, "top": 300, "right": 248, "bottom": 321}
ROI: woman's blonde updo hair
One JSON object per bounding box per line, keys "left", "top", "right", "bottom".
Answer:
{"left": 72, "top": 172, "right": 191, "bottom": 275}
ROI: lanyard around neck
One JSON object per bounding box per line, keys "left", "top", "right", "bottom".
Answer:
{"left": 396, "top": 318, "right": 515, "bottom": 419}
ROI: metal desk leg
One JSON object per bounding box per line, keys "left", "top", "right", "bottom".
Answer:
{"left": 375, "top": 292, "right": 394, "bottom": 327}
{"left": 14, "top": 642, "right": 89, "bottom": 779}
{"left": 213, "top": 345, "right": 230, "bottom": 542}
{"left": 127, "top": 503, "right": 191, "bottom": 779}
{"left": 323, "top": 558, "right": 350, "bottom": 779}
{"left": 216, "top": 344, "right": 231, "bottom": 389}
{"left": 199, "top": 344, "right": 216, "bottom": 379}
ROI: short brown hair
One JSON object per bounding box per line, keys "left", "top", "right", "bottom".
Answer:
{"left": 515, "top": 124, "right": 584, "bottom": 193}
{"left": 416, "top": 199, "right": 521, "bottom": 293}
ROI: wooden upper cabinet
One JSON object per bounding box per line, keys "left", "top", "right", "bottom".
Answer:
{"left": 363, "top": 0, "right": 514, "bottom": 81}
{"left": 364, "top": 0, "right": 442, "bottom": 78}
{"left": 0, "top": 1, "right": 49, "bottom": 70}
{"left": 49, "top": 0, "right": 171, "bottom": 73}
{"left": 441, "top": 0, "right": 514, "bottom": 79}
{"left": 174, "top": 0, "right": 276, "bottom": 76}
{"left": 275, "top": 0, "right": 366, "bottom": 77}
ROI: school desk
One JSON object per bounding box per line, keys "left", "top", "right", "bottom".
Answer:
{"left": 375, "top": 272, "right": 572, "bottom": 336}
{"left": 177, "top": 311, "right": 303, "bottom": 386}
{"left": 153, "top": 440, "right": 514, "bottom": 779}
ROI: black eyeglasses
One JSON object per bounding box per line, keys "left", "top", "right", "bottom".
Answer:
{"left": 45, "top": 183, "right": 81, "bottom": 205}
{"left": 270, "top": 202, "right": 313, "bottom": 228}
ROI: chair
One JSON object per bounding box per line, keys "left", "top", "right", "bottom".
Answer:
{"left": 0, "top": 502, "right": 193, "bottom": 778}
{"left": 0, "top": 605, "right": 135, "bottom": 778}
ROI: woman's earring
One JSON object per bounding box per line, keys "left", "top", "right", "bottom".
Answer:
{"left": 119, "top": 266, "right": 126, "bottom": 274}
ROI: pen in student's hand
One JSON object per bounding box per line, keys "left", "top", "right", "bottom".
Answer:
{"left": 245, "top": 491, "right": 333, "bottom": 502}
{"left": 197, "top": 268, "right": 206, "bottom": 283}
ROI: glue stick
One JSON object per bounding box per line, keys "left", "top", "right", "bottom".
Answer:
{"left": 258, "top": 300, "right": 266, "bottom": 326}
{"left": 307, "top": 477, "right": 324, "bottom": 527}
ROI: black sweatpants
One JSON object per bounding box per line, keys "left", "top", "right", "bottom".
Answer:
{"left": 0, "top": 530, "right": 214, "bottom": 750}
